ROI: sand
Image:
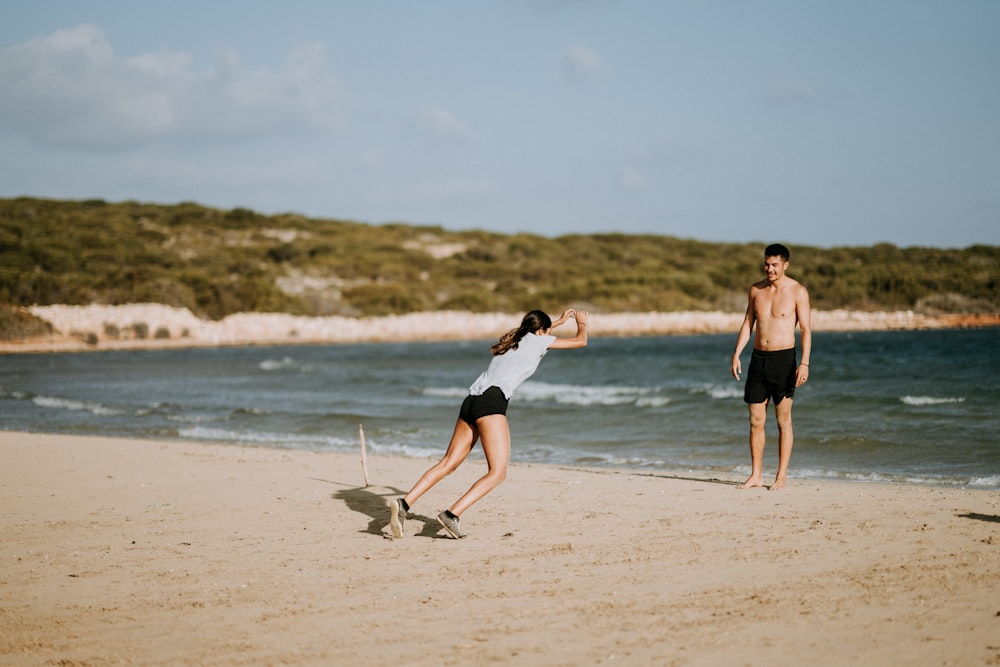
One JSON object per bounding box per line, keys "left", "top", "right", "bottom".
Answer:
{"left": 1, "top": 431, "right": 998, "bottom": 666}
{"left": 6, "top": 304, "right": 999, "bottom": 353}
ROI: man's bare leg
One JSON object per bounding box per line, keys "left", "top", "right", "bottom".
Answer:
{"left": 770, "top": 398, "right": 794, "bottom": 490}
{"left": 739, "top": 402, "right": 768, "bottom": 489}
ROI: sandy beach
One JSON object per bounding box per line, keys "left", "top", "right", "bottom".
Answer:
{"left": 2, "top": 431, "right": 998, "bottom": 666}
{"left": 4, "top": 303, "right": 999, "bottom": 353}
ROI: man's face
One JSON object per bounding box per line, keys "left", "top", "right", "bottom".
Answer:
{"left": 763, "top": 256, "right": 788, "bottom": 283}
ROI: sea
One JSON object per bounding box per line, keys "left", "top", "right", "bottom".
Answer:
{"left": 2, "top": 327, "right": 998, "bottom": 488}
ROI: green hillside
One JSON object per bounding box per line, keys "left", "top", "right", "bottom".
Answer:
{"left": 2, "top": 197, "right": 997, "bottom": 323}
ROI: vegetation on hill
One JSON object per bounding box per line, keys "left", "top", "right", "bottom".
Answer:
{"left": 2, "top": 197, "right": 997, "bottom": 323}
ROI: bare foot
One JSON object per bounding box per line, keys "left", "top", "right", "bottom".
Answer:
{"left": 769, "top": 478, "right": 787, "bottom": 490}
{"left": 738, "top": 476, "right": 764, "bottom": 490}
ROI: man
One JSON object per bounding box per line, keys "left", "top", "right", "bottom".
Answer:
{"left": 730, "top": 243, "right": 811, "bottom": 490}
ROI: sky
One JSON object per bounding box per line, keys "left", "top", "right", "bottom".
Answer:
{"left": 1, "top": 1, "right": 998, "bottom": 249}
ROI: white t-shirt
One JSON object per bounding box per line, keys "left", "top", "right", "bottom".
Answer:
{"left": 468, "top": 333, "right": 557, "bottom": 399}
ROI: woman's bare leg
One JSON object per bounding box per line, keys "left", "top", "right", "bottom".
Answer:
{"left": 448, "top": 414, "right": 510, "bottom": 516}
{"left": 402, "top": 418, "right": 478, "bottom": 508}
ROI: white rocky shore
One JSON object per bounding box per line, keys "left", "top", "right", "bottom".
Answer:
{"left": 4, "top": 303, "right": 994, "bottom": 354}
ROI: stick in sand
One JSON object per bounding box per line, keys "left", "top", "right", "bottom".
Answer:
{"left": 358, "top": 423, "right": 371, "bottom": 488}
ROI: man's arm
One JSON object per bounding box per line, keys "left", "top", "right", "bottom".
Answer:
{"left": 731, "top": 288, "right": 756, "bottom": 381}
{"left": 794, "top": 285, "right": 812, "bottom": 386}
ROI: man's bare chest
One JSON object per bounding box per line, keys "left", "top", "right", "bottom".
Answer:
{"left": 754, "top": 291, "right": 796, "bottom": 321}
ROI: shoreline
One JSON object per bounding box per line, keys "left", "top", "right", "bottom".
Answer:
{"left": 2, "top": 430, "right": 998, "bottom": 665}
{"left": 4, "top": 303, "right": 999, "bottom": 354}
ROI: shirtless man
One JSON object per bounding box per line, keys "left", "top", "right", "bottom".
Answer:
{"left": 730, "top": 243, "right": 812, "bottom": 490}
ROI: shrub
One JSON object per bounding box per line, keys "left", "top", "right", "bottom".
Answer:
{"left": 0, "top": 305, "right": 53, "bottom": 340}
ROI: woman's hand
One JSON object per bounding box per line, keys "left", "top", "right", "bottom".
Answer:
{"left": 548, "top": 309, "right": 589, "bottom": 349}
{"left": 554, "top": 309, "right": 575, "bottom": 327}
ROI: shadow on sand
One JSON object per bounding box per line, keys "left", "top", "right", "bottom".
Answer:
{"left": 309, "top": 477, "right": 450, "bottom": 538}
{"left": 564, "top": 467, "right": 740, "bottom": 487}
{"left": 957, "top": 512, "right": 1000, "bottom": 524}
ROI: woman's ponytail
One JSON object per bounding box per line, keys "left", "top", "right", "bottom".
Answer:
{"left": 490, "top": 310, "right": 552, "bottom": 355}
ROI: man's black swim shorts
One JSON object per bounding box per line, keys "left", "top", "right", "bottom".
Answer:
{"left": 744, "top": 348, "right": 797, "bottom": 405}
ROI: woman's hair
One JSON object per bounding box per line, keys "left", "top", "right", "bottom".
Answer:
{"left": 490, "top": 310, "right": 552, "bottom": 355}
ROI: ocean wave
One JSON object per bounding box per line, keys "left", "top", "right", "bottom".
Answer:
{"left": 423, "top": 382, "right": 667, "bottom": 407}
{"left": 422, "top": 387, "right": 468, "bottom": 399}
{"left": 967, "top": 475, "right": 1000, "bottom": 487}
{"left": 690, "top": 383, "right": 743, "bottom": 400}
{"left": 518, "top": 381, "right": 658, "bottom": 407}
{"left": 259, "top": 356, "right": 298, "bottom": 371}
{"left": 636, "top": 396, "right": 672, "bottom": 407}
{"left": 0, "top": 387, "right": 28, "bottom": 400}
{"left": 178, "top": 425, "right": 442, "bottom": 459}
{"left": 178, "top": 426, "right": 355, "bottom": 450}
{"left": 900, "top": 395, "right": 966, "bottom": 406}
{"left": 371, "top": 440, "right": 446, "bottom": 460}
{"left": 168, "top": 413, "right": 227, "bottom": 424}
{"left": 234, "top": 407, "right": 272, "bottom": 416}
{"left": 32, "top": 395, "right": 124, "bottom": 416}
{"left": 782, "top": 467, "right": 998, "bottom": 488}
{"left": 166, "top": 406, "right": 274, "bottom": 423}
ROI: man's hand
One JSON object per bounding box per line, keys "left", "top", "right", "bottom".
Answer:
{"left": 795, "top": 364, "right": 809, "bottom": 387}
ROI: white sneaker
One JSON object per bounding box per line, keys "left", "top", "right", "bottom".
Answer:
{"left": 389, "top": 498, "right": 406, "bottom": 538}
{"left": 437, "top": 511, "right": 466, "bottom": 539}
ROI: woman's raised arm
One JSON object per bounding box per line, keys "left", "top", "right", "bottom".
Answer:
{"left": 548, "top": 310, "right": 588, "bottom": 350}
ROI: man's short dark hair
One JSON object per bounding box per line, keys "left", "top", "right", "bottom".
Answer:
{"left": 764, "top": 243, "right": 790, "bottom": 261}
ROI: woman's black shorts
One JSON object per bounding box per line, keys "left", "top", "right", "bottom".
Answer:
{"left": 458, "top": 386, "right": 509, "bottom": 425}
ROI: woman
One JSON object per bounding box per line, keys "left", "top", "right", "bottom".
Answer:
{"left": 390, "top": 308, "right": 589, "bottom": 539}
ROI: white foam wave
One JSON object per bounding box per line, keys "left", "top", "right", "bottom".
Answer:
{"left": 781, "top": 467, "right": 999, "bottom": 489}
{"left": 178, "top": 425, "right": 445, "bottom": 459}
{"left": 33, "top": 395, "right": 123, "bottom": 416}
{"left": 636, "top": 396, "right": 672, "bottom": 407}
{"left": 178, "top": 426, "right": 355, "bottom": 450}
{"left": 900, "top": 396, "right": 966, "bottom": 406}
{"left": 374, "top": 441, "right": 448, "bottom": 460}
{"left": 259, "top": 356, "right": 297, "bottom": 371}
{"left": 422, "top": 387, "right": 468, "bottom": 399}
{"left": 517, "top": 381, "right": 657, "bottom": 407}
{"left": 690, "top": 383, "right": 743, "bottom": 400}
{"left": 424, "top": 382, "right": 667, "bottom": 407}
{"left": 168, "top": 413, "right": 225, "bottom": 424}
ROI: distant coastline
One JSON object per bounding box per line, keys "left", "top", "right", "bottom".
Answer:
{"left": 2, "top": 303, "right": 998, "bottom": 354}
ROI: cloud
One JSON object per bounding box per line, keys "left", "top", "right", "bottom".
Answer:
{"left": 0, "top": 24, "right": 347, "bottom": 150}
{"left": 413, "top": 105, "right": 473, "bottom": 142}
{"left": 620, "top": 167, "right": 646, "bottom": 191}
{"left": 563, "top": 45, "right": 606, "bottom": 80}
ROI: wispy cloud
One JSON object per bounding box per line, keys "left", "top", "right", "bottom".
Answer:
{"left": 619, "top": 166, "right": 646, "bottom": 191}
{"left": 563, "top": 44, "right": 606, "bottom": 81}
{"left": 0, "top": 24, "right": 347, "bottom": 150}
{"left": 413, "top": 104, "right": 473, "bottom": 142}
